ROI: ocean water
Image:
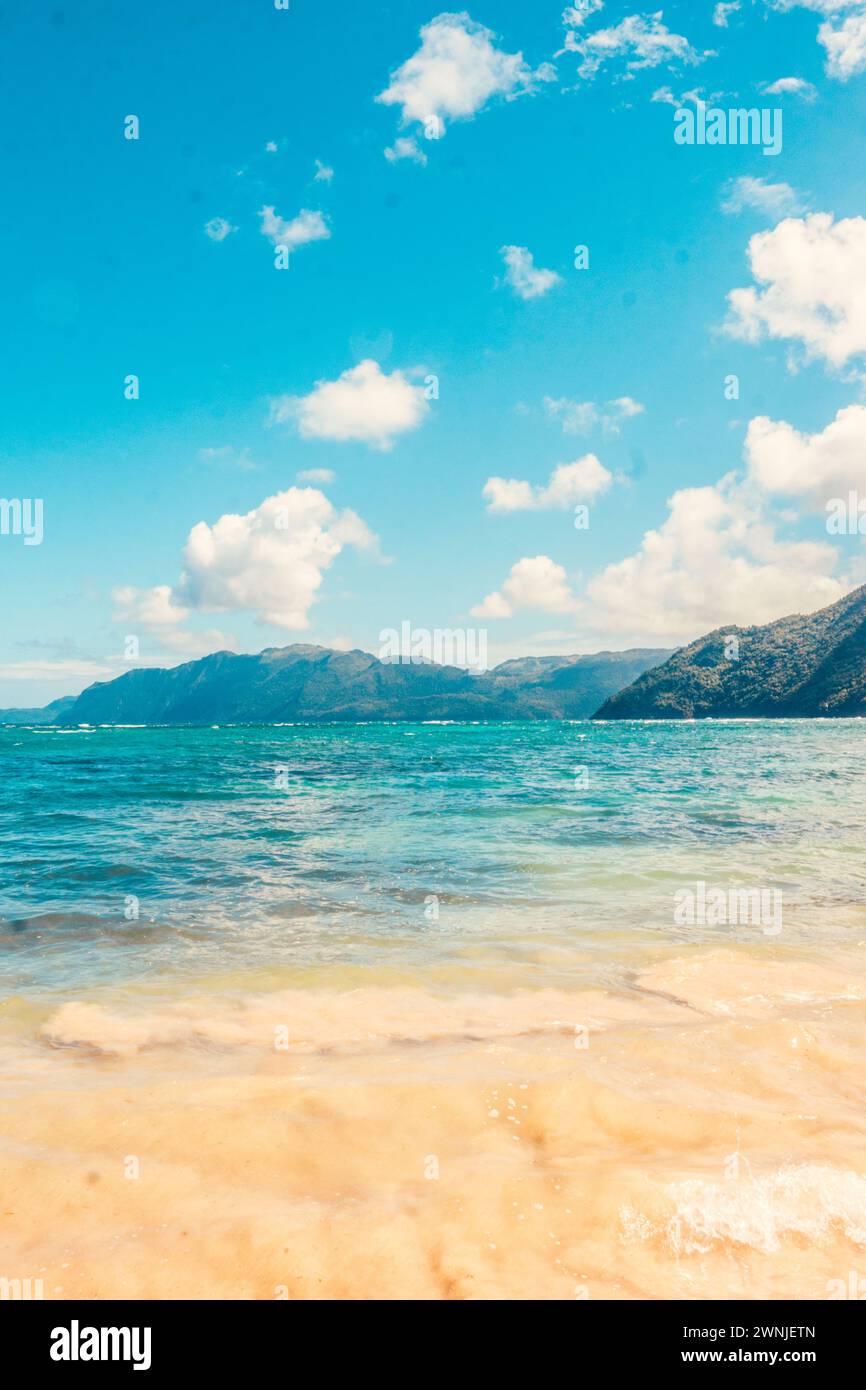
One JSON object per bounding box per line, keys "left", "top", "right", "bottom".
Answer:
{"left": 3, "top": 720, "right": 866, "bottom": 993}
{"left": 2, "top": 721, "right": 866, "bottom": 1300}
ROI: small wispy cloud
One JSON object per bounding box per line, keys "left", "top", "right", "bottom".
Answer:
{"left": 721, "top": 175, "right": 806, "bottom": 218}
{"left": 198, "top": 446, "right": 255, "bottom": 471}
{"left": 500, "top": 246, "right": 562, "bottom": 300}
{"left": 385, "top": 136, "right": 428, "bottom": 166}
{"left": 543, "top": 395, "right": 645, "bottom": 436}
{"left": 651, "top": 86, "right": 712, "bottom": 109}
{"left": 258, "top": 206, "right": 331, "bottom": 250}
{"left": 297, "top": 468, "right": 335, "bottom": 484}
{"left": 204, "top": 217, "right": 237, "bottom": 242}
{"left": 762, "top": 75, "right": 818, "bottom": 101}
{"left": 558, "top": 10, "right": 712, "bottom": 80}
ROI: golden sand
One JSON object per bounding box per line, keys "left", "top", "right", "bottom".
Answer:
{"left": 1, "top": 944, "right": 865, "bottom": 1300}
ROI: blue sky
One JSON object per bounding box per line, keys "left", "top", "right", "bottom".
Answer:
{"left": 3, "top": 0, "right": 866, "bottom": 703}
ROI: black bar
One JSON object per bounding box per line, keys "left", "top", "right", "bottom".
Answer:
{"left": 6, "top": 1299, "right": 862, "bottom": 1374}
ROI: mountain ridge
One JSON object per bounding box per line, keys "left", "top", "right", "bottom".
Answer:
{"left": 6, "top": 644, "right": 673, "bottom": 725}
{"left": 593, "top": 583, "right": 866, "bottom": 720}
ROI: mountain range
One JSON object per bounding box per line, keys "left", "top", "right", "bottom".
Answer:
{"left": 12, "top": 645, "right": 669, "bottom": 725}
{"left": 6, "top": 583, "right": 866, "bottom": 725}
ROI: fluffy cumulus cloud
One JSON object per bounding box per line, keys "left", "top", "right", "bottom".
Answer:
{"left": 820, "top": 7, "right": 866, "bottom": 78}
{"left": 469, "top": 394, "right": 865, "bottom": 643}
{"left": 377, "top": 12, "right": 548, "bottom": 145}
{"left": 584, "top": 474, "right": 845, "bottom": 643}
{"left": 773, "top": 1, "right": 866, "bottom": 80}
{"left": 500, "top": 245, "right": 562, "bottom": 300}
{"left": 115, "top": 488, "right": 379, "bottom": 640}
{"left": 471, "top": 555, "right": 577, "bottom": 619}
{"left": 258, "top": 206, "right": 330, "bottom": 251}
{"left": 725, "top": 213, "right": 866, "bottom": 373}
{"left": 544, "top": 394, "right": 644, "bottom": 435}
{"left": 558, "top": 9, "right": 709, "bottom": 80}
{"left": 176, "top": 488, "right": 378, "bottom": 630}
{"left": 721, "top": 176, "right": 805, "bottom": 218}
{"left": 482, "top": 455, "right": 613, "bottom": 512}
{"left": 713, "top": 1, "right": 741, "bottom": 25}
{"left": 745, "top": 404, "right": 866, "bottom": 503}
{"left": 270, "top": 359, "right": 429, "bottom": 451}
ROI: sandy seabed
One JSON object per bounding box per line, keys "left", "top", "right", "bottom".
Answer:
{"left": 2, "top": 943, "right": 866, "bottom": 1300}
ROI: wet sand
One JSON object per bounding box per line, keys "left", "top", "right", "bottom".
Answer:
{"left": 2, "top": 943, "right": 866, "bottom": 1300}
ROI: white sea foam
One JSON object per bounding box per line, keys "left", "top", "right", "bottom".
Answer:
{"left": 647, "top": 1166, "right": 866, "bottom": 1255}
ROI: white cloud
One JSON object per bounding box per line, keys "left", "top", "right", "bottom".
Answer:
{"left": 544, "top": 394, "right": 644, "bottom": 435}
{"left": 482, "top": 455, "right": 613, "bottom": 512}
{"left": 721, "top": 175, "right": 805, "bottom": 218}
{"left": 198, "top": 445, "right": 254, "bottom": 470}
{"left": 761, "top": 75, "right": 817, "bottom": 99}
{"left": 820, "top": 7, "right": 866, "bottom": 78}
{"left": 772, "top": 0, "right": 857, "bottom": 10}
{"left": 500, "top": 245, "right": 562, "bottom": 299}
{"left": 384, "top": 136, "right": 428, "bottom": 165}
{"left": 112, "top": 585, "right": 235, "bottom": 656}
{"left": 563, "top": 1, "right": 606, "bottom": 25}
{"left": 377, "top": 13, "right": 542, "bottom": 139}
{"left": 175, "top": 488, "right": 379, "bottom": 631}
{"left": 545, "top": 398, "right": 599, "bottom": 434}
{"left": 204, "top": 217, "right": 237, "bottom": 242}
{"left": 314, "top": 159, "right": 334, "bottom": 182}
{"left": 0, "top": 659, "right": 114, "bottom": 684}
{"left": 725, "top": 213, "right": 866, "bottom": 373}
{"left": 270, "top": 359, "right": 429, "bottom": 451}
{"left": 265, "top": 140, "right": 279, "bottom": 153}
{"left": 772, "top": 1, "right": 866, "bottom": 80}
{"left": 114, "top": 584, "right": 189, "bottom": 629}
{"left": 651, "top": 85, "right": 708, "bottom": 107}
{"left": 258, "top": 206, "right": 330, "bottom": 251}
{"left": 559, "top": 10, "right": 709, "bottom": 80}
{"left": 296, "top": 468, "right": 335, "bottom": 484}
{"left": 713, "top": 1, "right": 741, "bottom": 25}
{"left": 584, "top": 474, "right": 844, "bottom": 643}
{"left": 609, "top": 395, "right": 645, "bottom": 418}
{"left": 471, "top": 555, "right": 577, "bottom": 619}
{"left": 745, "top": 404, "right": 866, "bottom": 502}
{"left": 113, "top": 487, "right": 380, "bottom": 642}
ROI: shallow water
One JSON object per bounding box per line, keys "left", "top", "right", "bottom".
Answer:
{"left": 1, "top": 722, "right": 865, "bottom": 1299}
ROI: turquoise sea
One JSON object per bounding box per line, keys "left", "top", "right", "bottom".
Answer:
{"left": 3, "top": 720, "right": 866, "bottom": 997}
